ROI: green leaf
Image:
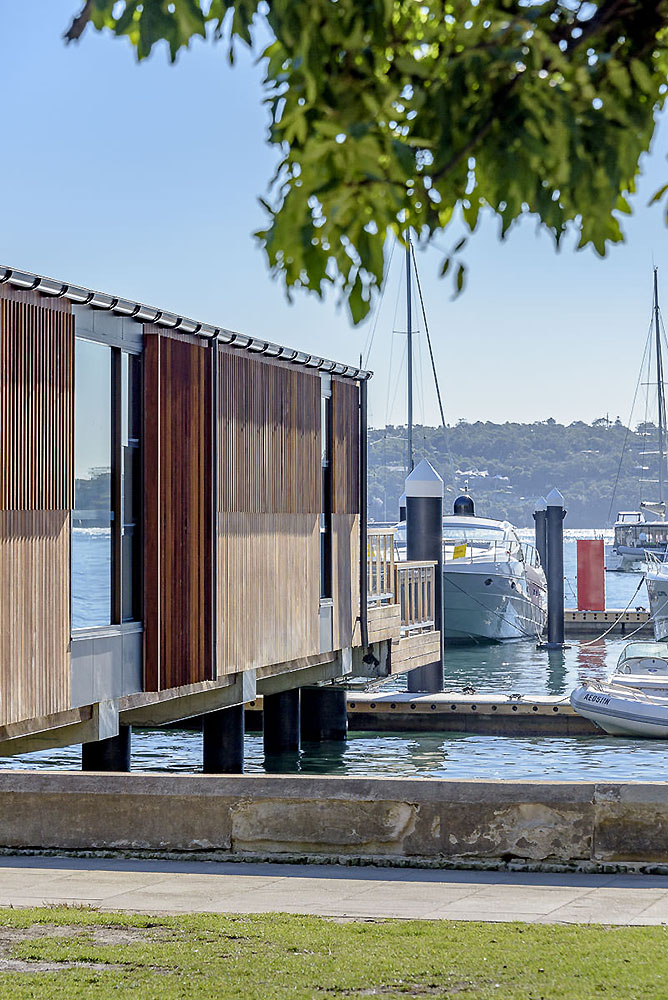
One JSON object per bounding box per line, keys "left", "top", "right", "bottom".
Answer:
{"left": 68, "top": 0, "right": 668, "bottom": 322}
{"left": 650, "top": 183, "right": 668, "bottom": 206}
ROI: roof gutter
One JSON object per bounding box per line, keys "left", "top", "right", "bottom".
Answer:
{"left": 0, "top": 265, "right": 372, "bottom": 383}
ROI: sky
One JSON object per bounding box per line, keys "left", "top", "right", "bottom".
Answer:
{"left": 2, "top": 3, "right": 668, "bottom": 429}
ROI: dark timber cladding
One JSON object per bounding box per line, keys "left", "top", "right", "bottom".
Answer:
{"left": 217, "top": 349, "right": 321, "bottom": 673}
{"left": 144, "top": 326, "right": 213, "bottom": 691}
{"left": 0, "top": 285, "right": 73, "bottom": 727}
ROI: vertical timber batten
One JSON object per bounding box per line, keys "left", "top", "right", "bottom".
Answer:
{"left": 331, "top": 378, "right": 361, "bottom": 650}
{"left": 0, "top": 286, "right": 73, "bottom": 726}
{"left": 143, "top": 326, "right": 213, "bottom": 691}
{"left": 216, "top": 348, "right": 321, "bottom": 674}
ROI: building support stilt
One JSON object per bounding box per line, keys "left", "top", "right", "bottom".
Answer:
{"left": 81, "top": 726, "right": 131, "bottom": 772}
{"left": 300, "top": 687, "right": 347, "bottom": 742}
{"left": 263, "top": 689, "right": 300, "bottom": 754}
{"left": 202, "top": 704, "right": 245, "bottom": 774}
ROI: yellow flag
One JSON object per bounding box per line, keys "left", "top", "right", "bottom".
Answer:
{"left": 453, "top": 544, "right": 467, "bottom": 560}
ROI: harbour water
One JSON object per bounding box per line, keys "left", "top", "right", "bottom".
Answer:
{"left": 2, "top": 529, "right": 662, "bottom": 782}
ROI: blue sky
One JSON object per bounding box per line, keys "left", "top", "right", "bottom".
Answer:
{"left": 3, "top": 2, "right": 668, "bottom": 427}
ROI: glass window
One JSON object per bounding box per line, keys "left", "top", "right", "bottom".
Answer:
{"left": 72, "top": 340, "right": 112, "bottom": 628}
{"left": 72, "top": 340, "right": 142, "bottom": 630}
{"left": 121, "top": 353, "right": 141, "bottom": 622}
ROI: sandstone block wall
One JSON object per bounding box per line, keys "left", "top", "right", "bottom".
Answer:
{"left": 0, "top": 772, "right": 666, "bottom": 865}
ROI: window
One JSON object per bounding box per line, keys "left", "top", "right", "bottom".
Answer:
{"left": 73, "top": 340, "right": 112, "bottom": 627}
{"left": 120, "top": 353, "right": 141, "bottom": 622}
{"left": 72, "top": 339, "right": 141, "bottom": 629}
{"left": 320, "top": 384, "right": 333, "bottom": 600}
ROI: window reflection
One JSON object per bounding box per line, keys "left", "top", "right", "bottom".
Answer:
{"left": 121, "top": 353, "right": 141, "bottom": 622}
{"left": 72, "top": 339, "right": 112, "bottom": 628}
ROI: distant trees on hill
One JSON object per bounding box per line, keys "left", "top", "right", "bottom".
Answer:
{"left": 368, "top": 419, "right": 650, "bottom": 527}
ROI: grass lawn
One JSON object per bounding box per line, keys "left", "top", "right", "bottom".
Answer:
{"left": 0, "top": 906, "right": 665, "bottom": 999}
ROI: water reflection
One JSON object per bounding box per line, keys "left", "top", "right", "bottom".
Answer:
{"left": 575, "top": 639, "right": 609, "bottom": 686}
{"left": 545, "top": 648, "right": 568, "bottom": 695}
{"left": 262, "top": 751, "right": 302, "bottom": 774}
{"left": 300, "top": 741, "right": 348, "bottom": 774}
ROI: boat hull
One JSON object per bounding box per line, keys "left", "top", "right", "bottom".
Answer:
{"left": 646, "top": 569, "right": 668, "bottom": 641}
{"left": 443, "top": 565, "right": 546, "bottom": 643}
{"left": 570, "top": 685, "right": 668, "bottom": 738}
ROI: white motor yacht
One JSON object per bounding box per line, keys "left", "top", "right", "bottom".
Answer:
{"left": 571, "top": 641, "right": 668, "bottom": 737}
{"left": 606, "top": 510, "right": 668, "bottom": 573}
{"left": 396, "top": 495, "right": 547, "bottom": 643}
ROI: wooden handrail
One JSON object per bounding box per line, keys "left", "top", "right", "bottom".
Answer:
{"left": 367, "top": 528, "right": 396, "bottom": 605}
{"left": 395, "top": 561, "right": 436, "bottom": 635}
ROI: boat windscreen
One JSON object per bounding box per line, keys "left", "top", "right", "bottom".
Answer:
{"left": 618, "top": 641, "right": 668, "bottom": 663}
{"left": 443, "top": 525, "right": 505, "bottom": 544}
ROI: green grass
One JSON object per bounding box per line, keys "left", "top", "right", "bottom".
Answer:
{"left": 0, "top": 906, "right": 665, "bottom": 999}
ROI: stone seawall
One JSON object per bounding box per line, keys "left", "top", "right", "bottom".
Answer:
{"left": 0, "top": 772, "right": 666, "bottom": 866}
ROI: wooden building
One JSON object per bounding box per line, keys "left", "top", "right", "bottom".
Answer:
{"left": 0, "top": 266, "right": 439, "bottom": 767}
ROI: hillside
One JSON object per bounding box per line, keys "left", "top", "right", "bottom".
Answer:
{"left": 368, "top": 419, "right": 655, "bottom": 528}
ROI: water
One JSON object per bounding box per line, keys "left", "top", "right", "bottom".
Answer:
{"left": 3, "top": 529, "right": 661, "bottom": 782}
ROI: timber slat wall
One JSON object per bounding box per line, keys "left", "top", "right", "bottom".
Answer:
{"left": 331, "top": 378, "right": 360, "bottom": 648}
{"left": 218, "top": 352, "right": 319, "bottom": 515}
{"left": 0, "top": 512, "right": 70, "bottom": 726}
{"left": 332, "top": 378, "right": 359, "bottom": 516}
{"left": 217, "top": 349, "right": 321, "bottom": 674}
{"left": 0, "top": 286, "right": 73, "bottom": 726}
{"left": 144, "top": 327, "right": 213, "bottom": 691}
{"left": 0, "top": 299, "right": 73, "bottom": 510}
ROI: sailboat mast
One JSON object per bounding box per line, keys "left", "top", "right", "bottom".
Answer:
{"left": 406, "top": 232, "right": 414, "bottom": 473}
{"left": 655, "top": 266, "right": 665, "bottom": 507}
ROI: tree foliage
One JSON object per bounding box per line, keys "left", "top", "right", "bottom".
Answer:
{"left": 66, "top": 1, "right": 668, "bottom": 322}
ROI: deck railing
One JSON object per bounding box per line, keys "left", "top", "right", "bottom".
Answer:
{"left": 366, "top": 526, "right": 436, "bottom": 635}
{"left": 367, "top": 528, "right": 396, "bottom": 605}
{"left": 395, "top": 561, "right": 437, "bottom": 636}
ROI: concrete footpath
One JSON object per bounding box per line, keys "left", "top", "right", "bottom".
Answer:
{"left": 1, "top": 856, "right": 668, "bottom": 924}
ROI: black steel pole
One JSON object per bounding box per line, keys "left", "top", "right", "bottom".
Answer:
{"left": 546, "top": 488, "right": 566, "bottom": 647}
{"left": 533, "top": 497, "right": 548, "bottom": 571}
{"left": 405, "top": 459, "right": 444, "bottom": 692}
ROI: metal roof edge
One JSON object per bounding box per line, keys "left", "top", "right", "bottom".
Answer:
{"left": 0, "top": 265, "right": 373, "bottom": 382}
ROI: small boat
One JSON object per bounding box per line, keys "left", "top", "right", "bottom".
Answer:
{"left": 570, "top": 641, "right": 668, "bottom": 736}
{"left": 606, "top": 510, "right": 668, "bottom": 572}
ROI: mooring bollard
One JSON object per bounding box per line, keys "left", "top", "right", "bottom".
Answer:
{"left": 406, "top": 459, "right": 444, "bottom": 693}
{"left": 533, "top": 496, "right": 548, "bottom": 571}
{"left": 546, "top": 487, "right": 567, "bottom": 648}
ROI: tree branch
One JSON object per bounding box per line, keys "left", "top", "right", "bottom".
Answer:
{"left": 64, "top": 0, "right": 93, "bottom": 43}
